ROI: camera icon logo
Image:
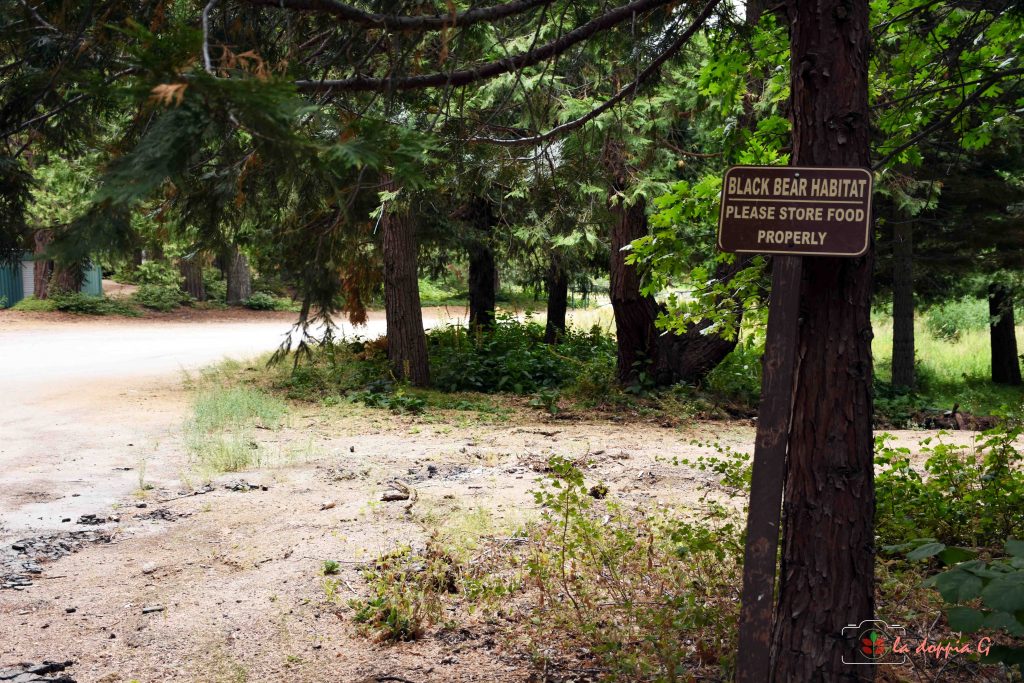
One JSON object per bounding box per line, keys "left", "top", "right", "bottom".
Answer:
{"left": 842, "top": 619, "right": 909, "bottom": 666}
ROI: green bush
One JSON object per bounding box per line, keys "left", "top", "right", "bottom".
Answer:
{"left": 135, "top": 261, "right": 181, "bottom": 287}
{"left": 134, "top": 283, "right": 189, "bottom": 311}
{"left": 244, "top": 291, "right": 277, "bottom": 310}
{"left": 924, "top": 297, "right": 990, "bottom": 342}
{"left": 428, "top": 315, "right": 616, "bottom": 394}
{"left": 49, "top": 292, "right": 140, "bottom": 316}
{"left": 705, "top": 335, "right": 763, "bottom": 403}
{"left": 875, "top": 416, "right": 1024, "bottom": 548}
{"left": 203, "top": 267, "right": 227, "bottom": 302}
{"left": 130, "top": 261, "right": 189, "bottom": 311}
{"left": 10, "top": 296, "right": 56, "bottom": 312}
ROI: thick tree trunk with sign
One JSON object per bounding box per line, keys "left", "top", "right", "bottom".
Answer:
{"left": 381, "top": 176, "right": 430, "bottom": 387}
{"left": 891, "top": 222, "right": 915, "bottom": 389}
{"left": 989, "top": 282, "right": 1022, "bottom": 385}
{"left": 769, "top": 0, "right": 875, "bottom": 679}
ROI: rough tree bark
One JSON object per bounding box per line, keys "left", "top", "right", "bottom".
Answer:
{"left": 608, "top": 189, "right": 662, "bottom": 383}
{"left": 50, "top": 262, "right": 83, "bottom": 294}
{"left": 891, "top": 222, "right": 915, "bottom": 388}
{"left": 989, "top": 282, "right": 1022, "bottom": 385}
{"left": 544, "top": 254, "right": 569, "bottom": 344}
{"left": 381, "top": 176, "right": 430, "bottom": 387}
{"left": 606, "top": 166, "right": 747, "bottom": 385}
{"left": 179, "top": 255, "right": 207, "bottom": 302}
{"left": 225, "top": 246, "right": 252, "bottom": 305}
{"left": 466, "top": 198, "right": 497, "bottom": 329}
{"left": 33, "top": 230, "right": 53, "bottom": 299}
{"left": 769, "top": 0, "right": 875, "bottom": 679}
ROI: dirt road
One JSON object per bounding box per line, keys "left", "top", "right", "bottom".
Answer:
{"left": 0, "top": 310, "right": 471, "bottom": 536}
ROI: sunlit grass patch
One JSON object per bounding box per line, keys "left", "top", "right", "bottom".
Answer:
{"left": 873, "top": 314, "right": 1024, "bottom": 414}
{"left": 191, "top": 386, "right": 287, "bottom": 432}
{"left": 183, "top": 386, "right": 289, "bottom": 478}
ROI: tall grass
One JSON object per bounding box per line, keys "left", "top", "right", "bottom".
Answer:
{"left": 873, "top": 312, "right": 1024, "bottom": 414}
{"left": 184, "top": 387, "right": 289, "bottom": 478}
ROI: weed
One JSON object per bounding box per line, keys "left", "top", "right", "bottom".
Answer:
{"left": 183, "top": 387, "right": 288, "bottom": 477}
{"left": 875, "top": 416, "right": 1024, "bottom": 548}
{"left": 522, "top": 456, "right": 744, "bottom": 679}
{"left": 322, "top": 560, "right": 340, "bottom": 575}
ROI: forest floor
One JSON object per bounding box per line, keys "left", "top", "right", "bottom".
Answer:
{"left": 0, "top": 313, "right": 984, "bottom": 683}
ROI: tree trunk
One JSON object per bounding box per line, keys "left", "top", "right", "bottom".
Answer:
{"left": 544, "top": 254, "right": 569, "bottom": 344}
{"left": 608, "top": 192, "right": 662, "bottom": 384}
{"left": 769, "top": 0, "right": 875, "bottom": 680}
{"left": 989, "top": 282, "right": 1022, "bottom": 385}
{"left": 33, "top": 230, "right": 53, "bottom": 299}
{"left": 180, "top": 256, "right": 206, "bottom": 302}
{"left": 381, "top": 177, "right": 430, "bottom": 387}
{"left": 50, "top": 262, "right": 83, "bottom": 295}
{"left": 891, "top": 222, "right": 915, "bottom": 389}
{"left": 468, "top": 242, "right": 496, "bottom": 329}
{"left": 607, "top": 185, "right": 748, "bottom": 385}
{"left": 466, "top": 198, "right": 497, "bottom": 330}
{"left": 225, "top": 246, "right": 252, "bottom": 305}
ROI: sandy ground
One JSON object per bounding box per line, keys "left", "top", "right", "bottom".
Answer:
{"left": 0, "top": 311, "right": 986, "bottom": 683}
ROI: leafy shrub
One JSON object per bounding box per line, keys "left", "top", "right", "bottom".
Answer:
{"left": 523, "top": 457, "right": 743, "bottom": 678}
{"left": 50, "top": 292, "right": 140, "bottom": 316}
{"left": 134, "top": 261, "right": 181, "bottom": 286}
{"left": 705, "top": 335, "right": 763, "bottom": 403}
{"left": 348, "top": 543, "right": 460, "bottom": 642}
{"left": 348, "top": 385, "right": 426, "bottom": 413}
{"left": 244, "top": 291, "right": 277, "bottom": 310}
{"left": 134, "top": 283, "right": 189, "bottom": 311}
{"left": 888, "top": 538, "right": 1024, "bottom": 671}
{"left": 11, "top": 296, "right": 56, "bottom": 312}
{"left": 924, "top": 297, "right": 989, "bottom": 342}
{"left": 131, "top": 261, "right": 189, "bottom": 310}
{"left": 203, "top": 267, "right": 227, "bottom": 303}
{"left": 428, "top": 315, "right": 616, "bottom": 394}
{"left": 875, "top": 417, "right": 1024, "bottom": 548}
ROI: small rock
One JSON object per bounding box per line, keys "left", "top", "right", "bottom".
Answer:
{"left": 319, "top": 501, "right": 336, "bottom": 511}
{"left": 135, "top": 503, "right": 148, "bottom": 509}
{"left": 142, "top": 562, "right": 157, "bottom": 575}
{"left": 65, "top": 607, "right": 77, "bottom": 614}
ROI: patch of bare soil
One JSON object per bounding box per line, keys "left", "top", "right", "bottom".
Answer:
{"left": 0, "top": 361, "right": 983, "bottom": 682}
{"left": 0, "top": 378, "right": 757, "bottom": 683}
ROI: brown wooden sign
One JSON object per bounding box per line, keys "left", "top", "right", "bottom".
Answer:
{"left": 718, "top": 166, "right": 873, "bottom": 257}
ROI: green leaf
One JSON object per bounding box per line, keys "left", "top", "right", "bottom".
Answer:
{"left": 907, "top": 542, "right": 946, "bottom": 561}
{"left": 935, "top": 569, "right": 983, "bottom": 602}
{"left": 946, "top": 606, "right": 985, "bottom": 632}
{"left": 1006, "top": 539, "right": 1024, "bottom": 558}
{"left": 981, "top": 574, "right": 1024, "bottom": 613}
{"left": 938, "top": 547, "right": 978, "bottom": 565}
{"left": 980, "top": 644, "right": 1024, "bottom": 668}
{"left": 983, "top": 611, "right": 1024, "bottom": 636}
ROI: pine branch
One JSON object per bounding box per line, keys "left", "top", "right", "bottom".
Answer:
{"left": 293, "top": 0, "right": 679, "bottom": 93}
{"left": 469, "top": 0, "right": 721, "bottom": 146}
{"left": 238, "top": 0, "right": 551, "bottom": 30}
